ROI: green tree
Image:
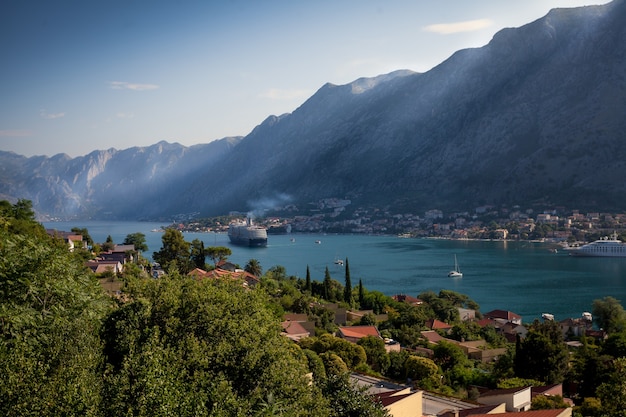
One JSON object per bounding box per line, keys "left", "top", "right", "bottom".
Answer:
{"left": 343, "top": 257, "right": 352, "bottom": 304}
{"left": 361, "top": 290, "right": 392, "bottom": 315}
{"left": 597, "top": 357, "right": 626, "bottom": 416}
{"left": 206, "top": 245, "right": 232, "bottom": 267}
{"left": 190, "top": 238, "right": 206, "bottom": 269}
{"left": 319, "top": 352, "right": 349, "bottom": 377}
{"left": 358, "top": 335, "right": 390, "bottom": 374}
{"left": 303, "top": 348, "right": 327, "bottom": 381}
{"left": 0, "top": 199, "right": 46, "bottom": 237}
{"left": 323, "top": 266, "right": 333, "bottom": 301}
{"left": 12, "top": 198, "right": 35, "bottom": 220}
{"left": 602, "top": 330, "right": 626, "bottom": 357}
{"left": 576, "top": 397, "right": 603, "bottom": 417}
{"left": 245, "top": 258, "right": 263, "bottom": 276}
{"left": 405, "top": 355, "right": 440, "bottom": 387}
{"left": 531, "top": 394, "right": 569, "bottom": 410}
{"left": 123, "top": 232, "right": 148, "bottom": 252}
{"left": 305, "top": 265, "right": 312, "bottom": 293}
{"left": 102, "top": 276, "right": 326, "bottom": 416}
{"left": 72, "top": 226, "right": 94, "bottom": 246}
{"left": 0, "top": 226, "right": 111, "bottom": 416}
{"left": 358, "top": 279, "right": 365, "bottom": 306}
{"left": 433, "top": 339, "right": 467, "bottom": 372}
{"left": 387, "top": 350, "right": 411, "bottom": 381}
{"left": 567, "top": 338, "right": 612, "bottom": 400}
{"left": 514, "top": 321, "right": 568, "bottom": 384}
{"left": 360, "top": 313, "right": 377, "bottom": 326}
{"left": 592, "top": 296, "right": 626, "bottom": 334}
{"left": 320, "top": 374, "right": 390, "bottom": 417}
{"left": 498, "top": 377, "right": 543, "bottom": 389}
{"left": 102, "top": 234, "right": 116, "bottom": 251}
{"left": 492, "top": 345, "right": 516, "bottom": 380}
{"left": 153, "top": 228, "right": 191, "bottom": 274}
{"left": 299, "top": 334, "right": 366, "bottom": 369}
{"left": 308, "top": 306, "right": 338, "bottom": 334}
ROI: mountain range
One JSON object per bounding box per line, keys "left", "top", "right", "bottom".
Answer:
{"left": 2, "top": 0, "right": 625, "bottom": 221}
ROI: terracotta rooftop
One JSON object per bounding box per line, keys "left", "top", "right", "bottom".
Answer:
{"left": 484, "top": 309, "right": 521, "bottom": 321}
{"left": 338, "top": 325, "right": 381, "bottom": 339}
{"left": 476, "top": 318, "right": 496, "bottom": 327}
{"left": 420, "top": 330, "right": 445, "bottom": 344}
{"left": 426, "top": 318, "right": 453, "bottom": 330}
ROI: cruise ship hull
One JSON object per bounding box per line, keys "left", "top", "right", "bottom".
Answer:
{"left": 229, "top": 236, "right": 268, "bottom": 247}
{"left": 228, "top": 223, "right": 268, "bottom": 247}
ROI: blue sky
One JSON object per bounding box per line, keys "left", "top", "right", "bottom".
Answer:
{"left": 0, "top": 0, "right": 611, "bottom": 157}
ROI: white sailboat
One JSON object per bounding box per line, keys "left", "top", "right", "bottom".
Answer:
{"left": 448, "top": 255, "right": 463, "bottom": 277}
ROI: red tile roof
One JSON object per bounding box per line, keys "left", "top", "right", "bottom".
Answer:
{"left": 420, "top": 330, "right": 445, "bottom": 344}
{"left": 281, "top": 321, "right": 310, "bottom": 336}
{"left": 476, "top": 318, "right": 496, "bottom": 327}
{"left": 426, "top": 318, "right": 453, "bottom": 330}
{"left": 484, "top": 309, "right": 521, "bottom": 321}
{"left": 338, "top": 325, "right": 381, "bottom": 339}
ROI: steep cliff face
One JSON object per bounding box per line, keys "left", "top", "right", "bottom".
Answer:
{"left": 2, "top": 1, "right": 626, "bottom": 219}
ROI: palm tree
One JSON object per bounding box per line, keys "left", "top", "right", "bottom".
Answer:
{"left": 245, "top": 258, "right": 262, "bottom": 276}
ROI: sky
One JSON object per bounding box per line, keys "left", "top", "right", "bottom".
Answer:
{"left": 0, "top": 0, "right": 612, "bottom": 158}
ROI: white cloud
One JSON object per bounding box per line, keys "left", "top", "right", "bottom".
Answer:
{"left": 0, "top": 129, "right": 32, "bottom": 137}
{"left": 116, "top": 112, "right": 135, "bottom": 119}
{"left": 423, "top": 18, "right": 493, "bottom": 35}
{"left": 109, "top": 81, "right": 160, "bottom": 91}
{"left": 259, "top": 88, "right": 311, "bottom": 100}
{"left": 40, "top": 110, "right": 65, "bottom": 119}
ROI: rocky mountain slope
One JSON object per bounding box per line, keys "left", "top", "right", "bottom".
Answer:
{"left": 2, "top": 0, "right": 625, "bottom": 220}
{"left": 0, "top": 138, "right": 241, "bottom": 219}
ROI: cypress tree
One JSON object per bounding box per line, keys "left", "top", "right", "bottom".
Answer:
{"left": 323, "top": 266, "right": 332, "bottom": 301}
{"left": 343, "top": 258, "right": 352, "bottom": 304}
{"left": 305, "top": 265, "right": 312, "bottom": 293}
{"left": 358, "top": 279, "right": 364, "bottom": 306}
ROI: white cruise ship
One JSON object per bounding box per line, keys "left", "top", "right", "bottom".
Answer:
{"left": 565, "top": 232, "right": 626, "bottom": 257}
{"left": 228, "top": 218, "right": 267, "bottom": 247}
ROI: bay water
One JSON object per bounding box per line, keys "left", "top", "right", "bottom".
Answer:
{"left": 44, "top": 220, "right": 626, "bottom": 324}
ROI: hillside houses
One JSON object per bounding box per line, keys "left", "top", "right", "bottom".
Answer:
{"left": 46, "top": 229, "right": 87, "bottom": 251}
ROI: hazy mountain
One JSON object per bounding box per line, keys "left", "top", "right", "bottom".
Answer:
{"left": 0, "top": 138, "right": 241, "bottom": 220}
{"left": 2, "top": 0, "right": 625, "bottom": 220}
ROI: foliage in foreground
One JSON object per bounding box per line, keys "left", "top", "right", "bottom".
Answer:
{"left": 0, "top": 200, "right": 388, "bottom": 417}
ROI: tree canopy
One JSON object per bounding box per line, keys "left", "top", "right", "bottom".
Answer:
{"left": 0, "top": 202, "right": 112, "bottom": 416}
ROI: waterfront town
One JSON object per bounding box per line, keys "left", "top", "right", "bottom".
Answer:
{"left": 176, "top": 197, "right": 626, "bottom": 244}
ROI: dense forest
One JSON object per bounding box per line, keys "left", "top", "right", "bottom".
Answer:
{"left": 2, "top": 199, "right": 626, "bottom": 416}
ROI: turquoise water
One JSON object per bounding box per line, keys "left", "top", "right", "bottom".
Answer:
{"left": 44, "top": 221, "right": 626, "bottom": 323}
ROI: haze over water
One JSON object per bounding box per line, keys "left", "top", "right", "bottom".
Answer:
{"left": 45, "top": 220, "right": 626, "bottom": 324}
